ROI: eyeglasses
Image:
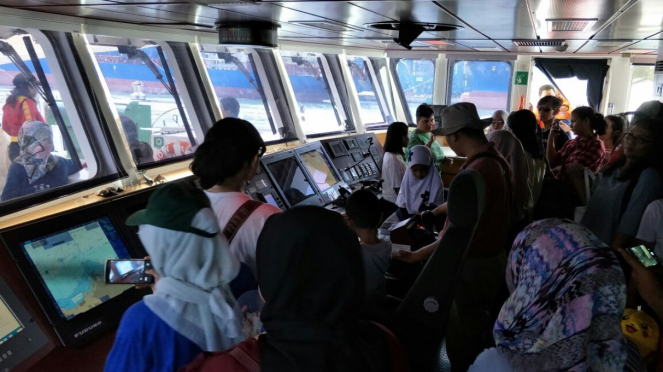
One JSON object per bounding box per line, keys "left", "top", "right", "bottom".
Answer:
{"left": 258, "top": 146, "right": 266, "bottom": 158}
{"left": 492, "top": 120, "right": 504, "bottom": 124}
{"left": 537, "top": 107, "right": 552, "bottom": 113}
{"left": 623, "top": 133, "right": 652, "bottom": 146}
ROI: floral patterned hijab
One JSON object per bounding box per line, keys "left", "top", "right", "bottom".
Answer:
{"left": 494, "top": 218, "right": 627, "bottom": 371}
{"left": 15, "top": 121, "right": 57, "bottom": 184}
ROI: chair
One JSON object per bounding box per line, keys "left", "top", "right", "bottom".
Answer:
{"left": 393, "top": 169, "right": 487, "bottom": 372}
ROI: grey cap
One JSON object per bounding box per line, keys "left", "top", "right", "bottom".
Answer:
{"left": 431, "top": 102, "right": 492, "bottom": 136}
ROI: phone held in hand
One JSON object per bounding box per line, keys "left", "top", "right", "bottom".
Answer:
{"left": 105, "top": 259, "right": 155, "bottom": 284}
{"left": 628, "top": 245, "right": 660, "bottom": 268}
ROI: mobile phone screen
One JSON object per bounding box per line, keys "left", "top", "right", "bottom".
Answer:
{"left": 105, "top": 259, "right": 154, "bottom": 284}
{"left": 629, "top": 245, "right": 659, "bottom": 268}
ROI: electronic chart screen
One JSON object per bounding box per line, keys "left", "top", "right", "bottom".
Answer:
{"left": 266, "top": 156, "right": 316, "bottom": 206}
{"left": 19, "top": 216, "right": 133, "bottom": 321}
{"left": 299, "top": 149, "right": 341, "bottom": 192}
{"left": 0, "top": 296, "right": 23, "bottom": 345}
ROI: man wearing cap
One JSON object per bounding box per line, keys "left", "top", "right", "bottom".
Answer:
{"left": 394, "top": 102, "right": 512, "bottom": 371}
{"left": 2, "top": 73, "right": 45, "bottom": 161}
{"left": 105, "top": 183, "right": 245, "bottom": 372}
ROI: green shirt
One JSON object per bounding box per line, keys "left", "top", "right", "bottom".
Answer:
{"left": 406, "top": 129, "right": 445, "bottom": 173}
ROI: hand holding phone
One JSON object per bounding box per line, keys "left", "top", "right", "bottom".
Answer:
{"left": 105, "top": 259, "right": 155, "bottom": 284}
{"left": 628, "top": 245, "right": 660, "bottom": 268}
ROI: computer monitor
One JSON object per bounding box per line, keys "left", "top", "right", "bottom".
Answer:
{"left": 0, "top": 276, "right": 49, "bottom": 371}
{"left": 297, "top": 146, "right": 341, "bottom": 193}
{"left": 262, "top": 151, "right": 324, "bottom": 208}
{"left": 1, "top": 209, "right": 148, "bottom": 347}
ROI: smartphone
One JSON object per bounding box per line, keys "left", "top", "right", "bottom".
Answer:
{"left": 628, "top": 245, "right": 659, "bottom": 268}
{"left": 105, "top": 259, "right": 154, "bottom": 284}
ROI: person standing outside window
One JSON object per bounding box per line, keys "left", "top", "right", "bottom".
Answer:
{"left": 2, "top": 73, "right": 44, "bottom": 161}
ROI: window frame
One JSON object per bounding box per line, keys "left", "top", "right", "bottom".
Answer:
{"left": 0, "top": 30, "right": 123, "bottom": 216}
{"left": 196, "top": 46, "right": 286, "bottom": 143}
{"left": 626, "top": 63, "right": 656, "bottom": 113}
{"left": 279, "top": 51, "right": 349, "bottom": 137}
{"left": 346, "top": 55, "right": 393, "bottom": 130}
{"left": 445, "top": 59, "right": 514, "bottom": 118}
{"left": 390, "top": 57, "right": 437, "bottom": 124}
{"left": 84, "top": 37, "right": 202, "bottom": 169}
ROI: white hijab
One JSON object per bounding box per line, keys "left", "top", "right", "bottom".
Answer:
{"left": 396, "top": 145, "right": 445, "bottom": 214}
{"left": 140, "top": 208, "right": 245, "bottom": 352}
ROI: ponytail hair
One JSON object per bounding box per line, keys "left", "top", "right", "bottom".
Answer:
{"left": 384, "top": 121, "right": 409, "bottom": 155}
{"left": 573, "top": 107, "right": 607, "bottom": 136}
{"left": 190, "top": 118, "right": 266, "bottom": 189}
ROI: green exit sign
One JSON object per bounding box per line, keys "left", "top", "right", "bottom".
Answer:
{"left": 515, "top": 71, "right": 529, "bottom": 85}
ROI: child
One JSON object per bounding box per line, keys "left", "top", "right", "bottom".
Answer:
{"left": 346, "top": 189, "right": 391, "bottom": 299}
{"left": 395, "top": 145, "right": 445, "bottom": 220}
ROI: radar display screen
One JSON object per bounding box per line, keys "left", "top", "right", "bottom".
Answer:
{"left": 266, "top": 156, "right": 316, "bottom": 206}
{"left": 299, "top": 149, "right": 340, "bottom": 192}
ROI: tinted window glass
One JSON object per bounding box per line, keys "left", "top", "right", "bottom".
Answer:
{"left": 628, "top": 65, "right": 656, "bottom": 111}
{"left": 280, "top": 54, "right": 343, "bottom": 135}
{"left": 347, "top": 56, "right": 387, "bottom": 126}
{"left": 449, "top": 60, "right": 512, "bottom": 117}
{"left": 199, "top": 48, "right": 280, "bottom": 141}
{"left": 0, "top": 32, "right": 89, "bottom": 203}
{"left": 89, "top": 41, "right": 196, "bottom": 165}
{"left": 394, "top": 59, "right": 435, "bottom": 122}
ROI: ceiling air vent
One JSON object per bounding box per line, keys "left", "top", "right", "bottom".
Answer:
{"left": 290, "top": 21, "right": 364, "bottom": 33}
{"left": 513, "top": 40, "right": 564, "bottom": 47}
{"left": 546, "top": 18, "right": 597, "bottom": 32}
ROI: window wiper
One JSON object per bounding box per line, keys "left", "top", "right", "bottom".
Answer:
{"left": 217, "top": 52, "right": 278, "bottom": 136}
{"left": 348, "top": 60, "right": 368, "bottom": 83}
{"left": 117, "top": 45, "right": 196, "bottom": 146}
{"left": 0, "top": 40, "right": 48, "bottom": 103}
{"left": 118, "top": 46, "right": 173, "bottom": 96}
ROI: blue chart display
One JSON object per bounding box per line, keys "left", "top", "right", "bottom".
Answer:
{"left": 0, "top": 296, "right": 23, "bottom": 345}
{"left": 20, "top": 216, "right": 132, "bottom": 320}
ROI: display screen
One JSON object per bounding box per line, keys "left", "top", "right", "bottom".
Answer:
{"left": 266, "top": 157, "right": 316, "bottom": 206}
{"left": 299, "top": 149, "right": 340, "bottom": 192}
{"left": 264, "top": 194, "right": 279, "bottom": 208}
{"left": 107, "top": 260, "right": 151, "bottom": 284}
{"left": 20, "top": 216, "right": 132, "bottom": 320}
{"left": 0, "top": 296, "right": 23, "bottom": 345}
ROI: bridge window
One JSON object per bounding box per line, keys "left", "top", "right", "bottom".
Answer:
{"left": 448, "top": 60, "right": 512, "bottom": 118}
{"left": 88, "top": 38, "right": 197, "bottom": 166}
{"left": 0, "top": 31, "right": 91, "bottom": 205}
{"left": 346, "top": 56, "right": 392, "bottom": 128}
{"left": 280, "top": 53, "right": 346, "bottom": 136}
{"left": 393, "top": 58, "right": 435, "bottom": 123}
{"left": 198, "top": 47, "right": 280, "bottom": 142}
{"left": 627, "top": 65, "right": 656, "bottom": 111}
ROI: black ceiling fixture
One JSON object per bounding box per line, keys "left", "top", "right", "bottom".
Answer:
{"left": 216, "top": 21, "right": 280, "bottom": 48}
{"left": 365, "top": 22, "right": 463, "bottom": 50}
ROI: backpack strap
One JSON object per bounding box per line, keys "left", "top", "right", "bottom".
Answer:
{"left": 223, "top": 200, "right": 263, "bottom": 244}
{"left": 229, "top": 346, "right": 260, "bottom": 372}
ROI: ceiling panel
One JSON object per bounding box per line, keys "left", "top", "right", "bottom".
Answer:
{"left": 15, "top": 5, "right": 196, "bottom": 24}
{"left": 614, "top": 39, "right": 663, "bottom": 53}
{"left": 531, "top": 0, "right": 631, "bottom": 40}
{"left": 594, "top": 0, "right": 663, "bottom": 40}
{"left": 349, "top": 1, "right": 486, "bottom": 39}
{"left": 432, "top": 0, "right": 536, "bottom": 40}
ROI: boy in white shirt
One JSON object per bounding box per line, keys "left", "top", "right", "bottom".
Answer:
{"left": 636, "top": 199, "right": 663, "bottom": 258}
{"left": 345, "top": 189, "right": 392, "bottom": 298}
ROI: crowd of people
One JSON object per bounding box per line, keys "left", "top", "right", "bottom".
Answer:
{"left": 99, "top": 93, "right": 663, "bottom": 371}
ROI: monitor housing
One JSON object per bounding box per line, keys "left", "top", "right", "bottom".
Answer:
{"left": 294, "top": 141, "right": 348, "bottom": 205}
{"left": 261, "top": 150, "right": 324, "bottom": 209}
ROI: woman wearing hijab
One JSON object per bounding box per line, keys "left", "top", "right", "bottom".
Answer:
{"left": 469, "top": 219, "right": 627, "bottom": 372}
{"left": 507, "top": 110, "right": 547, "bottom": 206}
{"left": 487, "top": 130, "right": 532, "bottom": 224}
{"left": 182, "top": 207, "right": 409, "bottom": 372}
{"left": 105, "top": 183, "right": 244, "bottom": 372}
{"left": 2, "top": 121, "right": 78, "bottom": 201}
{"left": 395, "top": 145, "right": 444, "bottom": 220}
{"left": 489, "top": 110, "right": 509, "bottom": 132}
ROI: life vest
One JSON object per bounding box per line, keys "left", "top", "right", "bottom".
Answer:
{"left": 155, "top": 141, "right": 192, "bottom": 161}
{"left": 1, "top": 96, "right": 45, "bottom": 140}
